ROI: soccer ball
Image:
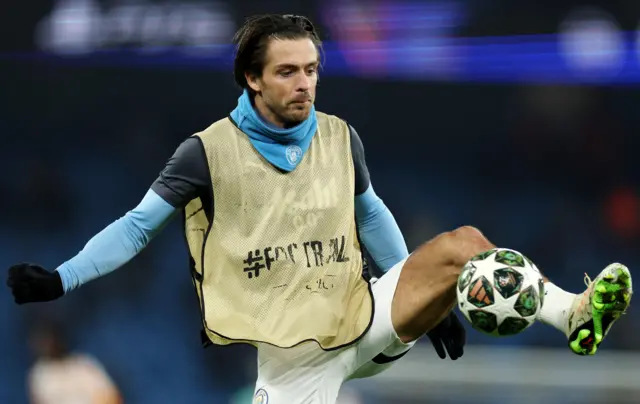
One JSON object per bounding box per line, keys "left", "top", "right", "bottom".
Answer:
{"left": 456, "top": 248, "right": 544, "bottom": 337}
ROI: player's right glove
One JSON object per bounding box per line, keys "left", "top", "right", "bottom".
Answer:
{"left": 426, "top": 310, "right": 466, "bottom": 360}
{"left": 6, "top": 263, "right": 64, "bottom": 304}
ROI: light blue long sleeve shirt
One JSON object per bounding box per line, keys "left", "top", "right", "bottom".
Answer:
{"left": 57, "top": 185, "right": 409, "bottom": 292}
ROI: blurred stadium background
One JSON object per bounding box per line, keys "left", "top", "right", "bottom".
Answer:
{"left": 1, "top": 0, "right": 640, "bottom": 403}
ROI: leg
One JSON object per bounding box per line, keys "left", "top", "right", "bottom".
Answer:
{"left": 538, "top": 264, "right": 632, "bottom": 355}
{"left": 344, "top": 227, "right": 491, "bottom": 380}
{"left": 253, "top": 342, "right": 348, "bottom": 404}
{"left": 345, "top": 258, "right": 420, "bottom": 381}
{"left": 391, "top": 226, "right": 494, "bottom": 343}
{"left": 346, "top": 347, "right": 407, "bottom": 380}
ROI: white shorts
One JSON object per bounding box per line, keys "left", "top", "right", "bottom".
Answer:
{"left": 252, "top": 258, "right": 415, "bottom": 404}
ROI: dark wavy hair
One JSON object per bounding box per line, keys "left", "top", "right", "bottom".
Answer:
{"left": 232, "top": 14, "right": 323, "bottom": 93}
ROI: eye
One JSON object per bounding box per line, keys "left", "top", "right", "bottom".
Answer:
{"left": 306, "top": 67, "right": 317, "bottom": 75}
{"left": 279, "top": 70, "right": 293, "bottom": 77}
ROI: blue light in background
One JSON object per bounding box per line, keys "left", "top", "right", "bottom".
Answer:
{"left": 4, "top": 33, "right": 640, "bottom": 85}
{"left": 11, "top": 0, "right": 640, "bottom": 84}
{"left": 319, "top": 0, "right": 466, "bottom": 77}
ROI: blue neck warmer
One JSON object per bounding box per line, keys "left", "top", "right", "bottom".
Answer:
{"left": 229, "top": 90, "right": 318, "bottom": 172}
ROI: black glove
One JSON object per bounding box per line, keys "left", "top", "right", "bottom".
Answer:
{"left": 426, "top": 311, "right": 466, "bottom": 360}
{"left": 6, "top": 263, "right": 64, "bottom": 304}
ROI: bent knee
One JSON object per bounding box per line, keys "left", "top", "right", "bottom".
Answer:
{"left": 450, "top": 225, "right": 484, "bottom": 240}
{"left": 444, "top": 226, "right": 493, "bottom": 265}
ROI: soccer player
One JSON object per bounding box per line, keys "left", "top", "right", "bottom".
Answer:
{"left": 7, "top": 14, "right": 632, "bottom": 404}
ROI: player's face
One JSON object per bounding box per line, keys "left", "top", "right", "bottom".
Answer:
{"left": 247, "top": 38, "right": 319, "bottom": 127}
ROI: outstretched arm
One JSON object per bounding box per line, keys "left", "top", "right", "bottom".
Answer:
{"left": 8, "top": 137, "right": 210, "bottom": 303}
{"left": 56, "top": 189, "right": 177, "bottom": 292}
{"left": 58, "top": 136, "right": 210, "bottom": 292}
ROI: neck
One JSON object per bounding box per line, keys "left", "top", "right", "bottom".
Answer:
{"left": 252, "top": 94, "right": 287, "bottom": 128}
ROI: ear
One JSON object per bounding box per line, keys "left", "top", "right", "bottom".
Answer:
{"left": 245, "top": 72, "right": 261, "bottom": 93}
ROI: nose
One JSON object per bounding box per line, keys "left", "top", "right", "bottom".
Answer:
{"left": 296, "top": 72, "right": 311, "bottom": 92}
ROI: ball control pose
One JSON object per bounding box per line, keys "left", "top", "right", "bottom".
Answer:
{"left": 7, "top": 14, "right": 632, "bottom": 404}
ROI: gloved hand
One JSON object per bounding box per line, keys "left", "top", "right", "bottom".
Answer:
{"left": 6, "top": 263, "right": 64, "bottom": 304}
{"left": 427, "top": 310, "right": 466, "bottom": 360}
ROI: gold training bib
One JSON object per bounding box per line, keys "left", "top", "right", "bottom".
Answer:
{"left": 184, "top": 112, "right": 373, "bottom": 350}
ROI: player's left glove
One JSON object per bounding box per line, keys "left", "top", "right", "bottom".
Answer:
{"left": 427, "top": 310, "right": 466, "bottom": 360}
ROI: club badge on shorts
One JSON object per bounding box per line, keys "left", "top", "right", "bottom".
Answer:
{"left": 286, "top": 145, "right": 302, "bottom": 166}
{"left": 253, "top": 388, "right": 269, "bottom": 404}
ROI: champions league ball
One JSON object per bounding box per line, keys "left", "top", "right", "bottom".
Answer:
{"left": 456, "top": 248, "right": 544, "bottom": 336}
